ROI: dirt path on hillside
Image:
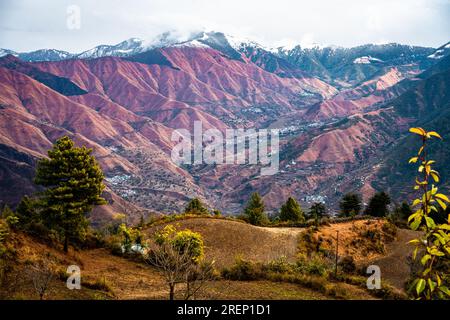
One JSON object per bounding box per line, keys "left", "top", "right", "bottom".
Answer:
{"left": 258, "top": 226, "right": 304, "bottom": 236}
{"left": 370, "top": 229, "right": 418, "bottom": 291}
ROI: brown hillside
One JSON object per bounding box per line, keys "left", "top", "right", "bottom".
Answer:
{"left": 146, "top": 218, "right": 303, "bottom": 268}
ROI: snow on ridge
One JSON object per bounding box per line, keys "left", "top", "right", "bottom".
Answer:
{"left": 172, "top": 39, "right": 210, "bottom": 49}
{"left": 353, "top": 56, "right": 383, "bottom": 64}
{"left": 428, "top": 49, "right": 444, "bottom": 59}
{"left": 0, "top": 49, "right": 17, "bottom": 57}
{"left": 224, "top": 34, "right": 264, "bottom": 51}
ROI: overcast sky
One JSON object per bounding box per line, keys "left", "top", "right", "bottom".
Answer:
{"left": 0, "top": 0, "right": 449, "bottom": 52}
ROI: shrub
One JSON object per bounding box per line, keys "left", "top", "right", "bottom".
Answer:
{"left": 296, "top": 253, "right": 331, "bottom": 277}
{"left": 262, "top": 256, "right": 294, "bottom": 274}
{"left": 381, "top": 220, "right": 397, "bottom": 240}
{"left": 339, "top": 255, "right": 356, "bottom": 274}
{"left": 184, "top": 198, "right": 209, "bottom": 215}
{"left": 297, "top": 227, "right": 321, "bottom": 256}
{"left": 222, "top": 257, "right": 263, "bottom": 281}
{"left": 117, "top": 223, "right": 146, "bottom": 256}
{"left": 1, "top": 206, "right": 19, "bottom": 229}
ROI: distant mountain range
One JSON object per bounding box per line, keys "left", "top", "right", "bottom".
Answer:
{"left": 0, "top": 31, "right": 449, "bottom": 225}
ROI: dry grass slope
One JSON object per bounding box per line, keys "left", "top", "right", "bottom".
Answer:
{"left": 1, "top": 217, "right": 419, "bottom": 300}
{"left": 146, "top": 218, "right": 303, "bottom": 267}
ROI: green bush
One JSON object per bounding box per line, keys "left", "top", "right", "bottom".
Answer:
{"left": 296, "top": 253, "right": 331, "bottom": 277}
{"left": 184, "top": 198, "right": 209, "bottom": 215}
{"left": 262, "top": 256, "right": 294, "bottom": 274}
{"left": 222, "top": 257, "right": 263, "bottom": 281}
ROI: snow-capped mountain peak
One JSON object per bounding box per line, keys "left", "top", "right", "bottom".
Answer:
{"left": 427, "top": 41, "right": 450, "bottom": 59}
{"left": 1, "top": 32, "right": 447, "bottom": 64}
{"left": 0, "top": 49, "right": 18, "bottom": 58}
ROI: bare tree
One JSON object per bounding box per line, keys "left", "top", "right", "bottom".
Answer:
{"left": 147, "top": 242, "right": 193, "bottom": 300}
{"left": 183, "top": 260, "right": 215, "bottom": 300}
{"left": 29, "top": 259, "right": 54, "bottom": 300}
{"left": 146, "top": 243, "right": 214, "bottom": 300}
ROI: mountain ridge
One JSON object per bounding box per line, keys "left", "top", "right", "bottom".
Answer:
{"left": 0, "top": 32, "right": 449, "bottom": 224}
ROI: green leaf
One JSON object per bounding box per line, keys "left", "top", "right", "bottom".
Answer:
{"left": 413, "top": 247, "right": 419, "bottom": 260}
{"left": 410, "top": 217, "right": 422, "bottom": 230}
{"left": 423, "top": 267, "right": 432, "bottom": 276}
{"left": 408, "top": 211, "right": 420, "bottom": 222}
{"left": 428, "top": 279, "right": 436, "bottom": 292}
{"left": 439, "top": 224, "right": 450, "bottom": 230}
{"left": 430, "top": 248, "right": 445, "bottom": 256}
{"left": 425, "top": 216, "right": 436, "bottom": 229}
{"left": 421, "top": 254, "right": 431, "bottom": 265}
{"left": 416, "top": 279, "right": 426, "bottom": 295}
{"left": 436, "top": 198, "right": 447, "bottom": 210}
{"left": 439, "top": 286, "right": 450, "bottom": 296}
{"left": 436, "top": 274, "right": 442, "bottom": 287}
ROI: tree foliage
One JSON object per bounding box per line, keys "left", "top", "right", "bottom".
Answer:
{"left": 392, "top": 201, "right": 413, "bottom": 222}
{"left": 34, "top": 136, "right": 106, "bottom": 252}
{"left": 184, "top": 198, "right": 209, "bottom": 215}
{"left": 279, "top": 197, "right": 305, "bottom": 222}
{"left": 244, "top": 192, "right": 267, "bottom": 226}
{"left": 339, "top": 193, "right": 362, "bottom": 217}
{"left": 364, "top": 191, "right": 391, "bottom": 217}
{"left": 407, "top": 127, "right": 450, "bottom": 300}
{"left": 308, "top": 202, "right": 327, "bottom": 223}
{"left": 149, "top": 225, "right": 213, "bottom": 300}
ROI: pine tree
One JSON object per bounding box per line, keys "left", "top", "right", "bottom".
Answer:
{"left": 15, "top": 196, "right": 41, "bottom": 229}
{"left": 339, "top": 193, "right": 362, "bottom": 217}
{"left": 184, "top": 198, "right": 209, "bottom": 215}
{"left": 244, "top": 192, "right": 267, "bottom": 226}
{"left": 34, "top": 136, "right": 106, "bottom": 252}
{"left": 398, "top": 201, "right": 413, "bottom": 220}
{"left": 279, "top": 197, "right": 305, "bottom": 222}
{"left": 364, "top": 191, "right": 391, "bottom": 217}
{"left": 308, "top": 202, "right": 327, "bottom": 223}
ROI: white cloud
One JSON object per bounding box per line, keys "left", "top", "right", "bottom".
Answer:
{"left": 0, "top": 0, "right": 448, "bottom": 52}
